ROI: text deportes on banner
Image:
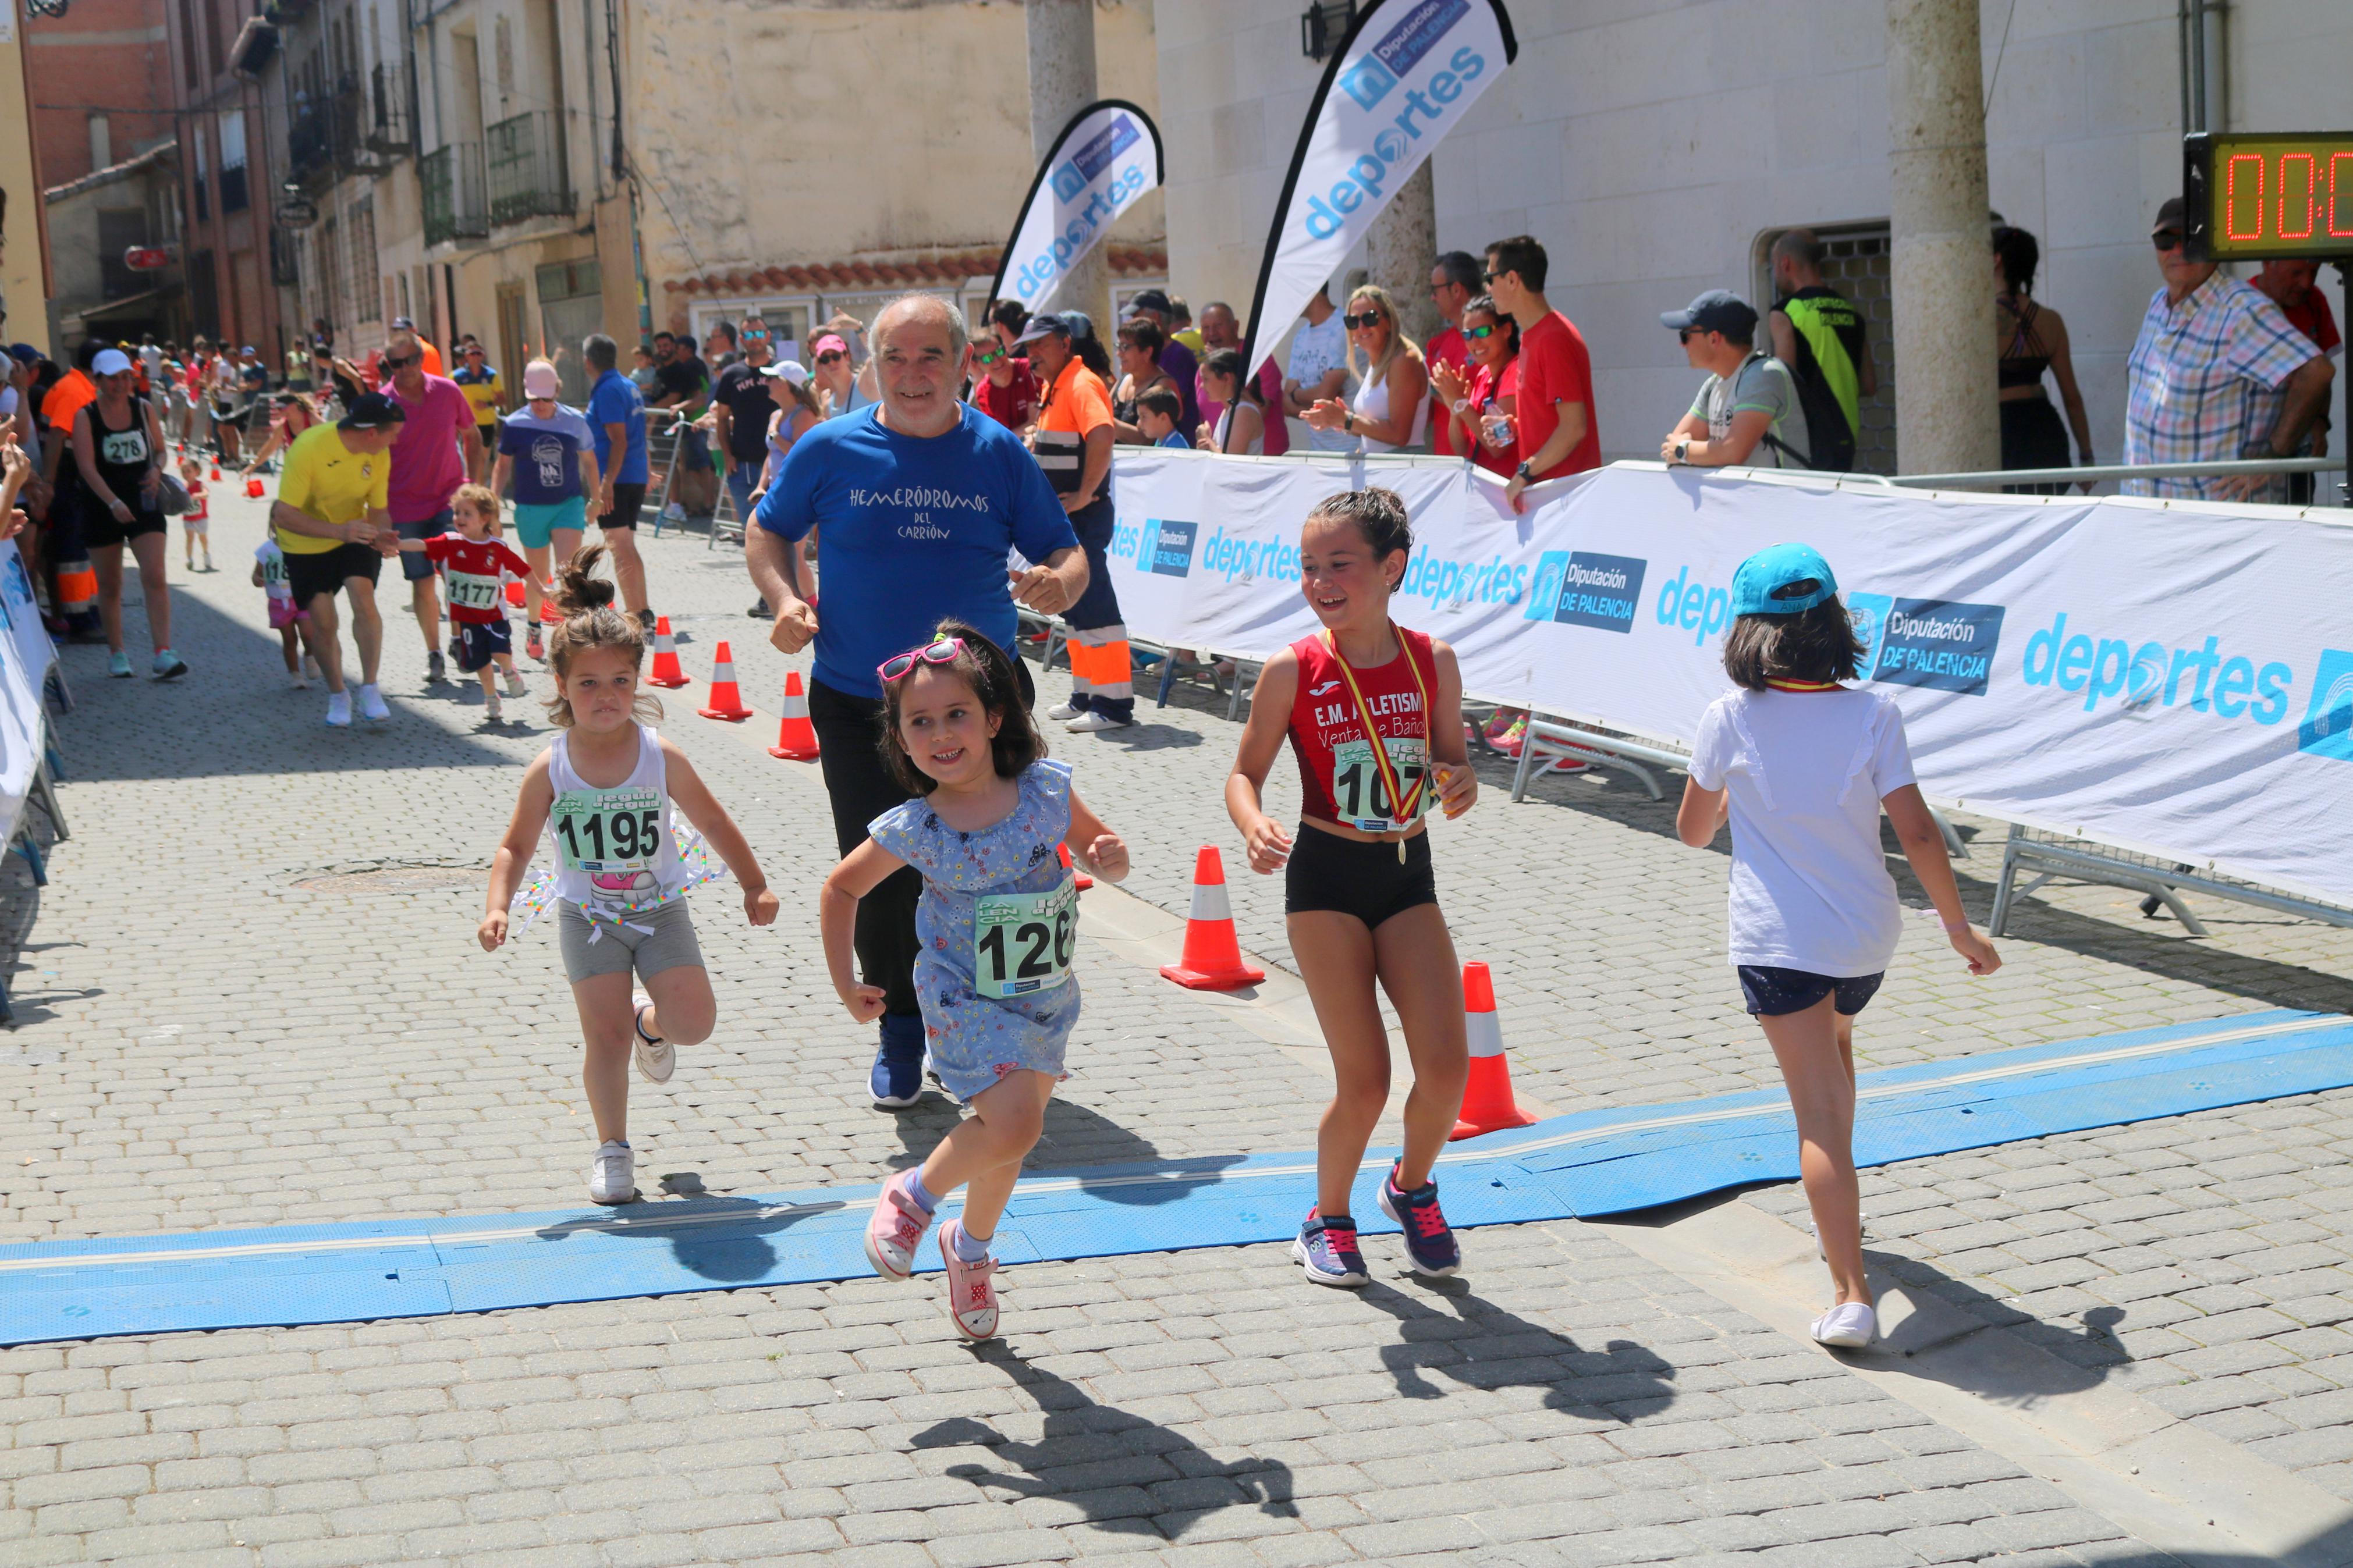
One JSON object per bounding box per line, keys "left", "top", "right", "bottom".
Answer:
{"left": 1241, "top": 0, "right": 1518, "bottom": 379}
{"left": 986, "top": 101, "right": 1166, "bottom": 313}
{"left": 1103, "top": 448, "right": 2353, "bottom": 912}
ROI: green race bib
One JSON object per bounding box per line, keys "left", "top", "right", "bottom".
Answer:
{"left": 552, "top": 787, "right": 663, "bottom": 901}
{"left": 972, "top": 876, "right": 1078, "bottom": 1000}
{"left": 1330, "top": 735, "right": 1428, "bottom": 832}
{"left": 446, "top": 568, "right": 503, "bottom": 612}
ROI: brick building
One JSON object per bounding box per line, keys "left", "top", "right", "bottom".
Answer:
{"left": 23, "top": 0, "right": 176, "bottom": 190}
{"left": 164, "top": 0, "right": 287, "bottom": 358}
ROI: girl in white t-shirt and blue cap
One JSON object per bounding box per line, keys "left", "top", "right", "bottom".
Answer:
{"left": 1677, "top": 543, "right": 2000, "bottom": 1350}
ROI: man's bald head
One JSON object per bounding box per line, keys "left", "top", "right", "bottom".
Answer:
{"left": 872, "top": 294, "right": 969, "bottom": 362}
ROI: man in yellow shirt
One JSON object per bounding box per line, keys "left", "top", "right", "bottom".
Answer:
{"left": 452, "top": 339, "right": 503, "bottom": 481}
{"left": 273, "top": 392, "right": 404, "bottom": 727}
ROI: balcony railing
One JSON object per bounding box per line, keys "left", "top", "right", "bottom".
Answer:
{"left": 421, "top": 143, "right": 489, "bottom": 247}
{"left": 369, "top": 61, "right": 411, "bottom": 153}
{"left": 485, "top": 111, "right": 572, "bottom": 227}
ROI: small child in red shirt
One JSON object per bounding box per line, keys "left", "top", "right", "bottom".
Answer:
{"left": 178, "top": 456, "right": 212, "bottom": 573}
{"left": 399, "top": 483, "right": 532, "bottom": 721}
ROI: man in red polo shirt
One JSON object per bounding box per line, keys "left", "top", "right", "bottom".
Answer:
{"left": 1425, "top": 252, "right": 1480, "bottom": 459}
{"left": 1485, "top": 234, "right": 1600, "bottom": 510}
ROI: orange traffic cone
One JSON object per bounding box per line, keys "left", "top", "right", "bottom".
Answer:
{"left": 698, "top": 641, "right": 754, "bottom": 720}
{"left": 1450, "top": 961, "right": 1537, "bottom": 1140}
{"left": 647, "top": 616, "right": 690, "bottom": 688}
{"left": 539, "top": 585, "right": 563, "bottom": 624}
{"left": 1059, "top": 842, "right": 1094, "bottom": 891}
{"left": 503, "top": 578, "right": 526, "bottom": 608}
{"left": 208, "top": 463, "right": 221, "bottom": 482}
{"left": 1159, "top": 847, "right": 1264, "bottom": 990}
{"left": 768, "top": 670, "right": 821, "bottom": 759}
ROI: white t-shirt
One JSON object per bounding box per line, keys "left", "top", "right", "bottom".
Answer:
{"left": 1287, "top": 314, "right": 1355, "bottom": 453}
{"left": 1688, "top": 685, "right": 1918, "bottom": 978}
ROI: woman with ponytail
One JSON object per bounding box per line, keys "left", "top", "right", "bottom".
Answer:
{"left": 478, "top": 545, "right": 781, "bottom": 1204}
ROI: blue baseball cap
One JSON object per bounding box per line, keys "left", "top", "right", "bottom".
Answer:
{"left": 1731, "top": 543, "right": 1839, "bottom": 616}
{"left": 1660, "top": 289, "right": 1759, "bottom": 339}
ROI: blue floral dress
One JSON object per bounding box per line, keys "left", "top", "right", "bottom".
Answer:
{"left": 868, "top": 760, "right": 1080, "bottom": 1100}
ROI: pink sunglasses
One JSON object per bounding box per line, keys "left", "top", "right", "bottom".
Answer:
{"left": 877, "top": 637, "right": 966, "bottom": 683}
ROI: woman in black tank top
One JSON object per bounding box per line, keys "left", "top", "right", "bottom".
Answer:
{"left": 1992, "top": 226, "right": 2096, "bottom": 494}
{"left": 70, "top": 353, "right": 184, "bottom": 677}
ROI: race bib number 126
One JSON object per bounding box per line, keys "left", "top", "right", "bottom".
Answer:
{"left": 973, "top": 876, "right": 1077, "bottom": 999}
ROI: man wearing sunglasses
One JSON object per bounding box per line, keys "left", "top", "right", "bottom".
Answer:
{"left": 744, "top": 293, "right": 1085, "bottom": 1108}
{"left": 967, "top": 333, "right": 1039, "bottom": 433}
{"left": 381, "top": 329, "right": 485, "bottom": 684}
{"left": 2122, "top": 197, "right": 2336, "bottom": 503}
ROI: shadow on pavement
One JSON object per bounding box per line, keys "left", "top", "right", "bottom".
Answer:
{"left": 530, "top": 1194, "right": 845, "bottom": 1283}
{"left": 1357, "top": 1277, "right": 1680, "bottom": 1421}
{"left": 911, "top": 1343, "right": 1297, "bottom": 1541}
{"left": 51, "top": 587, "right": 523, "bottom": 783}
{"left": 884, "top": 1093, "right": 1222, "bottom": 1185}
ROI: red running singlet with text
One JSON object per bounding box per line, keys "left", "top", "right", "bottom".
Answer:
{"left": 1286, "top": 625, "right": 1436, "bottom": 832}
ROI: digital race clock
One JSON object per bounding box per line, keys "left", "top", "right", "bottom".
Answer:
{"left": 2183, "top": 132, "right": 2353, "bottom": 261}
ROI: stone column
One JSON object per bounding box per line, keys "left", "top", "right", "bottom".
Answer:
{"left": 1367, "top": 161, "right": 1440, "bottom": 346}
{"left": 1025, "top": 0, "right": 1112, "bottom": 331}
{"left": 1886, "top": 0, "right": 2000, "bottom": 475}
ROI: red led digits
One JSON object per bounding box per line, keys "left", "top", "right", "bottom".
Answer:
{"left": 2224, "top": 152, "right": 2265, "bottom": 241}
{"left": 2333, "top": 152, "right": 2353, "bottom": 239}
{"left": 2279, "top": 152, "right": 2317, "bottom": 240}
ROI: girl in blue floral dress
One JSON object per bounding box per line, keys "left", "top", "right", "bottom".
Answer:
{"left": 822, "top": 620, "right": 1130, "bottom": 1339}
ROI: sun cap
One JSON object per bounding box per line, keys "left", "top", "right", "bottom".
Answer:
{"left": 1011, "top": 311, "right": 1077, "bottom": 347}
{"left": 338, "top": 391, "right": 408, "bottom": 431}
{"left": 521, "top": 361, "right": 561, "bottom": 399}
{"left": 1731, "top": 542, "right": 1840, "bottom": 616}
{"left": 758, "top": 359, "right": 810, "bottom": 387}
{"left": 92, "top": 348, "right": 135, "bottom": 376}
{"left": 1660, "top": 289, "right": 1759, "bottom": 339}
{"left": 810, "top": 333, "right": 849, "bottom": 358}
{"left": 2152, "top": 195, "right": 2187, "bottom": 235}
{"left": 1124, "top": 288, "right": 1173, "bottom": 318}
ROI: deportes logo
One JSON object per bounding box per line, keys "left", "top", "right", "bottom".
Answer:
{"left": 1301, "top": 1, "right": 1488, "bottom": 240}
{"left": 2298, "top": 648, "right": 2353, "bottom": 761}
{"left": 1050, "top": 114, "right": 1141, "bottom": 201}
{"left": 1527, "top": 550, "right": 1645, "bottom": 633}
{"left": 1141, "top": 520, "right": 1198, "bottom": 578}
{"left": 2022, "top": 613, "right": 2292, "bottom": 723}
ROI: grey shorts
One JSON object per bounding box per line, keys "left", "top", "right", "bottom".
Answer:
{"left": 558, "top": 898, "right": 703, "bottom": 984}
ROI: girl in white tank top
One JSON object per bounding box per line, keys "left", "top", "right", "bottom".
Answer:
{"left": 479, "top": 546, "right": 782, "bottom": 1206}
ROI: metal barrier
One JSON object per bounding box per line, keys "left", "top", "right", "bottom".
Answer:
{"left": 1987, "top": 826, "right": 2353, "bottom": 938}
{"left": 644, "top": 408, "right": 750, "bottom": 548}
{"left": 1876, "top": 456, "right": 2344, "bottom": 497}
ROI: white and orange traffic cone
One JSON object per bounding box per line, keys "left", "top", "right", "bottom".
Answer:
{"left": 1059, "top": 842, "right": 1094, "bottom": 892}
{"left": 1159, "top": 847, "right": 1265, "bottom": 990}
{"left": 647, "top": 616, "right": 690, "bottom": 688}
{"left": 768, "top": 670, "right": 821, "bottom": 759}
{"left": 698, "top": 641, "right": 754, "bottom": 721}
{"left": 208, "top": 463, "right": 222, "bottom": 482}
{"left": 1450, "top": 961, "right": 1537, "bottom": 1140}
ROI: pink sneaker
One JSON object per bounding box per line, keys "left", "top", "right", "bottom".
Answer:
{"left": 863, "top": 1172, "right": 932, "bottom": 1282}
{"left": 938, "top": 1220, "right": 1000, "bottom": 1340}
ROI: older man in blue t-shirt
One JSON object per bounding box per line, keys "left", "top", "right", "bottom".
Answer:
{"left": 748, "top": 293, "right": 1086, "bottom": 1108}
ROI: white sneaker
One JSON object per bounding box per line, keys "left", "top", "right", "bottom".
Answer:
{"left": 1046, "top": 701, "right": 1081, "bottom": 721}
{"left": 631, "top": 990, "right": 675, "bottom": 1083}
{"left": 304, "top": 655, "right": 322, "bottom": 682}
{"left": 1810, "top": 1302, "right": 1876, "bottom": 1348}
{"left": 502, "top": 670, "right": 526, "bottom": 698}
{"left": 324, "top": 691, "right": 352, "bottom": 727}
{"left": 289, "top": 669, "right": 308, "bottom": 690}
{"left": 485, "top": 691, "right": 503, "bottom": 723}
{"left": 359, "top": 684, "right": 391, "bottom": 723}
{"left": 588, "top": 1140, "right": 637, "bottom": 1205}
{"left": 1066, "top": 710, "right": 1131, "bottom": 732}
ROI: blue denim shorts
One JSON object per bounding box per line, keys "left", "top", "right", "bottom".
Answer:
{"left": 1737, "top": 966, "right": 1884, "bottom": 1018}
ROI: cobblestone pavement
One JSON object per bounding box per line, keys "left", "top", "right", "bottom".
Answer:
{"left": 1, "top": 489, "right": 2348, "bottom": 1563}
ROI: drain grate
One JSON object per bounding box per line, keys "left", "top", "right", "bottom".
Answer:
{"left": 292, "top": 864, "right": 484, "bottom": 893}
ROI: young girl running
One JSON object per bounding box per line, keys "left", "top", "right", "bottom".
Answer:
{"left": 252, "top": 534, "right": 308, "bottom": 687}
{"left": 480, "top": 546, "right": 780, "bottom": 1204}
{"left": 1226, "top": 488, "right": 1479, "bottom": 1286}
{"left": 826, "top": 622, "right": 1128, "bottom": 1339}
{"left": 1676, "top": 543, "right": 2000, "bottom": 1349}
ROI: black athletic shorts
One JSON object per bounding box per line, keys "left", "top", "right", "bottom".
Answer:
{"left": 285, "top": 542, "right": 383, "bottom": 606}
{"left": 604, "top": 482, "right": 646, "bottom": 531}
{"left": 1284, "top": 822, "right": 1437, "bottom": 929}
{"left": 82, "top": 504, "right": 166, "bottom": 550}
{"left": 1737, "top": 965, "right": 1884, "bottom": 1018}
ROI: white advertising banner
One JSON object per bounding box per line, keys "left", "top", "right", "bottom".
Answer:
{"left": 1241, "top": 0, "right": 1518, "bottom": 376}
{"left": 1104, "top": 450, "right": 2353, "bottom": 909}
{"left": 986, "top": 101, "right": 1165, "bottom": 315}
{"left": 0, "top": 541, "right": 51, "bottom": 847}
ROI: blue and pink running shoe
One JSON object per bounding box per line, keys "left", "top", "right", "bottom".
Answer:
{"left": 1293, "top": 1208, "right": 1369, "bottom": 1287}
{"left": 1378, "top": 1162, "right": 1461, "bottom": 1278}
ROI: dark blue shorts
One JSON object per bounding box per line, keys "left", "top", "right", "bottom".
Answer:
{"left": 1738, "top": 965, "right": 1884, "bottom": 1018}
{"left": 457, "top": 618, "right": 511, "bottom": 673}
{"left": 398, "top": 512, "right": 452, "bottom": 582}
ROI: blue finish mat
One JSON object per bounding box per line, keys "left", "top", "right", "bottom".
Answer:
{"left": 3, "top": 1009, "right": 2348, "bottom": 1346}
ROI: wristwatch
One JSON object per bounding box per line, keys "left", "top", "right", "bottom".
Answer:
{"left": 1673, "top": 440, "right": 1688, "bottom": 464}
{"left": 1513, "top": 461, "right": 1534, "bottom": 482}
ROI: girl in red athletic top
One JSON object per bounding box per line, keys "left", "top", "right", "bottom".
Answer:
{"left": 1226, "top": 487, "right": 1478, "bottom": 1287}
